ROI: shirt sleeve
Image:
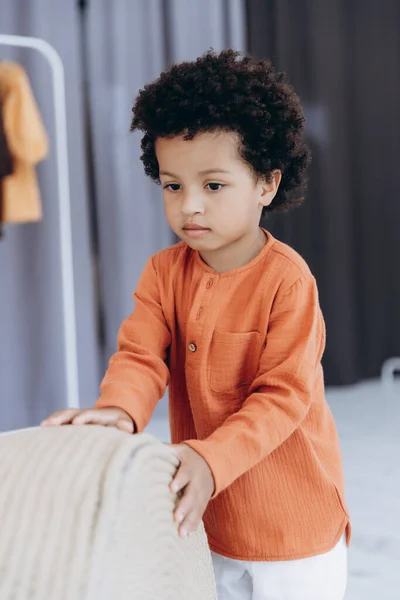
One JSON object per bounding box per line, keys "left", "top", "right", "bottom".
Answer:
{"left": 95, "top": 256, "right": 172, "bottom": 432}
{"left": 184, "top": 274, "right": 325, "bottom": 497}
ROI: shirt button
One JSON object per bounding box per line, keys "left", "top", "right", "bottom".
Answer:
{"left": 195, "top": 308, "right": 203, "bottom": 320}
{"left": 206, "top": 279, "right": 214, "bottom": 289}
{"left": 188, "top": 342, "right": 197, "bottom": 352}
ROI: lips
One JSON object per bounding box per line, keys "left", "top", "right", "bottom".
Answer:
{"left": 183, "top": 224, "right": 210, "bottom": 230}
{"left": 182, "top": 224, "right": 211, "bottom": 239}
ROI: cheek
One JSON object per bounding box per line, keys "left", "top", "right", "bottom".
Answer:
{"left": 219, "top": 190, "right": 257, "bottom": 219}
{"left": 163, "top": 197, "right": 180, "bottom": 223}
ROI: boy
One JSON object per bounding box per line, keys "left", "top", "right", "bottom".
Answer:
{"left": 42, "top": 50, "right": 350, "bottom": 599}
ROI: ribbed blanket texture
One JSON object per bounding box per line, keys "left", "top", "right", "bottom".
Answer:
{"left": 0, "top": 426, "right": 217, "bottom": 599}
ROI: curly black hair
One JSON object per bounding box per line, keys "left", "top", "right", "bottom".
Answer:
{"left": 130, "top": 49, "right": 310, "bottom": 214}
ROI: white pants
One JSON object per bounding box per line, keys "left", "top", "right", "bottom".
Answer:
{"left": 211, "top": 535, "right": 347, "bottom": 600}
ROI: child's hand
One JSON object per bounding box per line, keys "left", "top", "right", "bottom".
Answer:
{"left": 40, "top": 407, "right": 135, "bottom": 433}
{"left": 168, "top": 444, "right": 215, "bottom": 538}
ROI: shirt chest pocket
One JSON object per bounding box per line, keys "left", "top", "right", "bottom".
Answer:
{"left": 209, "top": 331, "right": 261, "bottom": 394}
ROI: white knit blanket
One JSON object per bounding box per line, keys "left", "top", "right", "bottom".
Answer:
{"left": 0, "top": 426, "right": 217, "bottom": 600}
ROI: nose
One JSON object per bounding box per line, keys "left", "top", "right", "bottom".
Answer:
{"left": 180, "top": 191, "right": 205, "bottom": 216}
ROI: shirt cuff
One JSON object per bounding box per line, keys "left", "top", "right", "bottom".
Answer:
{"left": 95, "top": 387, "right": 145, "bottom": 433}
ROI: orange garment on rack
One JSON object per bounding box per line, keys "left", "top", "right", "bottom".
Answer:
{"left": 0, "top": 96, "right": 13, "bottom": 236}
{"left": 0, "top": 62, "right": 48, "bottom": 223}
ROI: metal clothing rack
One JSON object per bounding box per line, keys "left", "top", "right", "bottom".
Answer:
{"left": 0, "top": 34, "right": 79, "bottom": 410}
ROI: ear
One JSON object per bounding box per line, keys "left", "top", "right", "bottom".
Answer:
{"left": 258, "top": 170, "right": 282, "bottom": 208}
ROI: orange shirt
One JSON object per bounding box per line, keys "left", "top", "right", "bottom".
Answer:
{"left": 96, "top": 230, "right": 351, "bottom": 561}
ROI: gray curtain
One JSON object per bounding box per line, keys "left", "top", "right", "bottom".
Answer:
{"left": 0, "top": 0, "right": 99, "bottom": 430}
{"left": 0, "top": 0, "right": 246, "bottom": 428}
{"left": 86, "top": 0, "right": 246, "bottom": 418}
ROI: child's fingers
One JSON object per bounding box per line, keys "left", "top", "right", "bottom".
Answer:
{"left": 178, "top": 505, "right": 201, "bottom": 538}
{"left": 115, "top": 419, "right": 134, "bottom": 434}
{"left": 173, "top": 481, "right": 197, "bottom": 528}
{"left": 71, "top": 410, "right": 113, "bottom": 426}
{"left": 41, "top": 409, "right": 81, "bottom": 426}
{"left": 174, "top": 479, "right": 211, "bottom": 537}
{"left": 170, "top": 464, "right": 190, "bottom": 495}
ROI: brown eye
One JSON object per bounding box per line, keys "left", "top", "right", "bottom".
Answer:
{"left": 164, "top": 183, "right": 181, "bottom": 192}
{"left": 206, "top": 183, "right": 224, "bottom": 191}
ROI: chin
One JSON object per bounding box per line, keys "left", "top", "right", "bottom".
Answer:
{"left": 179, "top": 234, "right": 212, "bottom": 251}
{"left": 182, "top": 237, "right": 208, "bottom": 250}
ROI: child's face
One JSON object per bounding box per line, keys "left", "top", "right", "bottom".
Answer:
{"left": 156, "top": 131, "right": 280, "bottom": 253}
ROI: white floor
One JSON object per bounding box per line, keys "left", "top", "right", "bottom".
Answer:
{"left": 145, "top": 380, "right": 400, "bottom": 600}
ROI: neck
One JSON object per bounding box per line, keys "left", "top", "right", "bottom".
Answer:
{"left": 199, "top": 228, "right": 267, "bottom": 273}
